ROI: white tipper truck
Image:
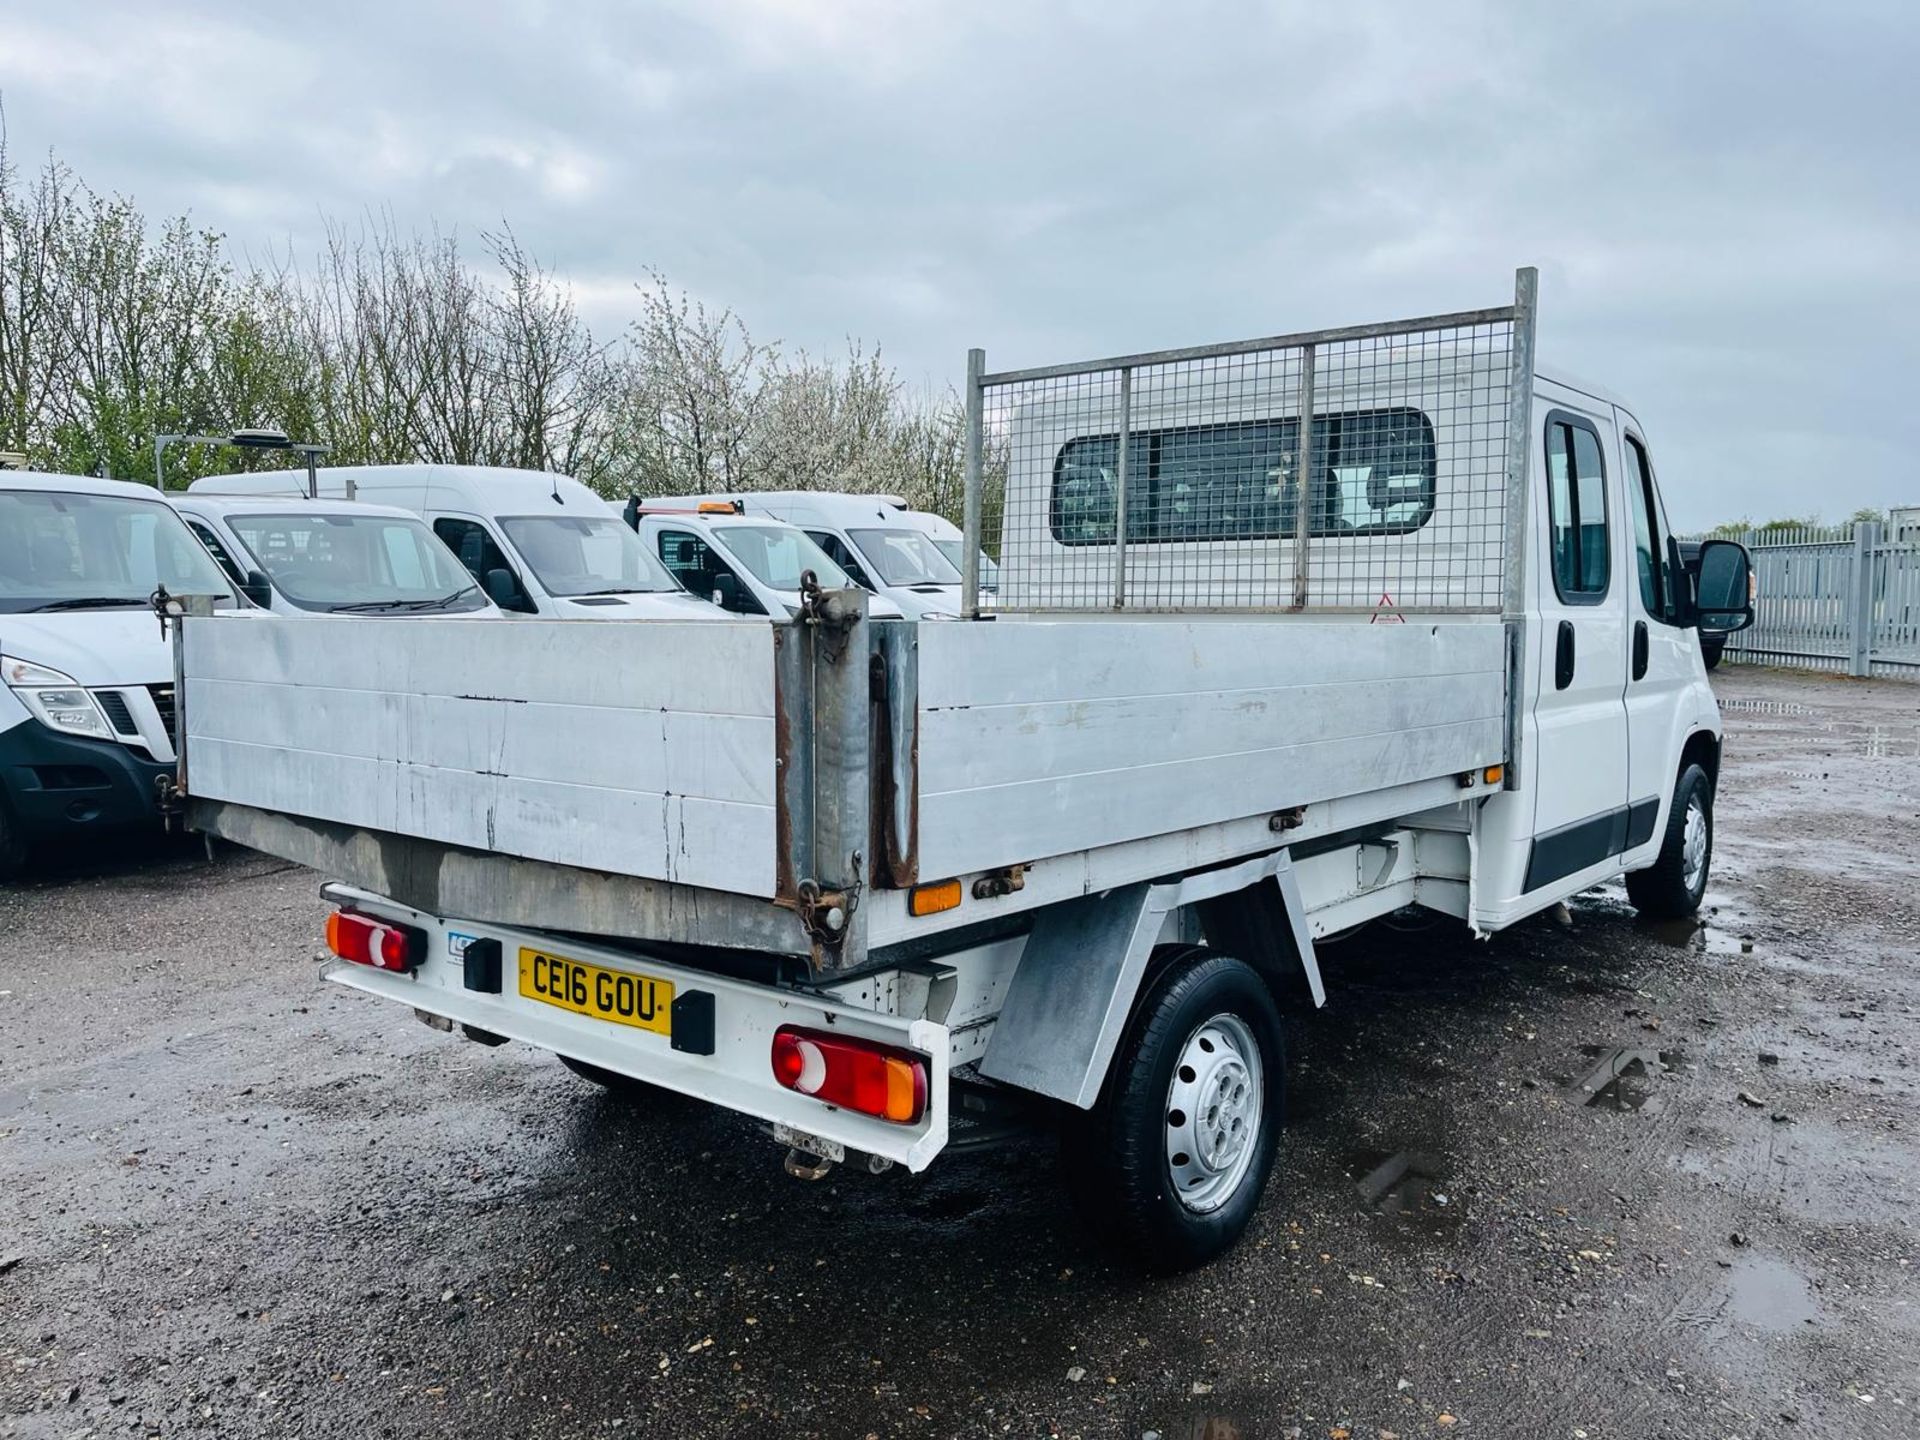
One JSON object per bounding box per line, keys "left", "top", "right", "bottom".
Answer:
{"left": 163, "top": 269, "right": 1754, "bottom": 1270}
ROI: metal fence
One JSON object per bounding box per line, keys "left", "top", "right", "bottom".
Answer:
{"left": 1691, "top": 522, "right": 1920, "bottom": 678}
{"left": 961, "top": 270, "right": 1536, "bottom": 617}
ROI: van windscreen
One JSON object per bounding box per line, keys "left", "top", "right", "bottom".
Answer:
{"left": 501, "top": 515, "right": 678, "bottom": 595}
{"left": 848, "top": 529, "right": 963, "bottom": 586}
{"left": 0, "top": 489, "right": 235, "bottom": 612}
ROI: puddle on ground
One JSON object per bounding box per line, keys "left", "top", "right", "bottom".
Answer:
{"left": 1640, "top": 913, "right": 1754, "bottom": 956}
{"left": 1716, "top": 696, "right": 1919, "bottom": 758}
{"left": 1863, "top": 725, "right": 1917, "bottom": 759}
{"left": 1349, "top": 1148, "right": 1464, "bottom": 1222}
{"left": 1676, "top": 1255, "right": 1822, "bottom": 1335}
{"left": 1572, "top": 1046, "right": 1687, "bottom": 1111}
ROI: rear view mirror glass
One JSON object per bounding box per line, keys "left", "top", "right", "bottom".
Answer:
{"left": 1695, "top": 539, "right": 1754, "bottom": 633}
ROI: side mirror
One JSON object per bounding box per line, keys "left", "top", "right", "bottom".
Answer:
{"left": 241, "top": 569, "right": 274, "bottom": 609}
{"left": 620, "top": 496, "right": 640, "bottom": 531}
{"left": 711, "top": 573, "right": 742, "bottom": 611}
{"left": 1693, "top": 539, "right": 1754, "bottom": 634}
{"left": 484, "top": 567, "right": 531, "bottom": 612}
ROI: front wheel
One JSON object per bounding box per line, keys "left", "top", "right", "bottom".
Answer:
{"left": 1062, "top": 947, "right": 1284, "bottom": 1272}
{"left": 1627, "top": 762, "right": 1714, "bottom": 919}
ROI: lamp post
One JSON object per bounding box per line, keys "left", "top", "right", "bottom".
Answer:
{"left": 153, "top": 428, "right": 334, "bottom": 496}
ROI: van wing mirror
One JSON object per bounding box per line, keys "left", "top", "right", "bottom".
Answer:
{"left": 484, "top": 567, "right": 531, "bottom": 612}
{"left": 1693, "top": 539, "right": 1754, "bottom": 634}
{"left": 711, "top": 572, "right": 742, "bottom": 610}
{"left": 241, "top": 569, "right": 274, "bottom": 609}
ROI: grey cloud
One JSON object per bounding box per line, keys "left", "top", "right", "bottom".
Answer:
{"left": 3, "top": 0, "right": 1915, "bottom": 526}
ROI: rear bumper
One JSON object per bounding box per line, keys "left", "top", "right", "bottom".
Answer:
{"left": 320, "top": 884, "right": 953, "bottom": 1171}
{"left": 0, "top": 719, "right": 169, "bottom": 837}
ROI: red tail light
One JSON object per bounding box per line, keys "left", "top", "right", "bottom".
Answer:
{"left": 325, "top": 910, "right": 425, "bottom": 974}
{"left": 770, "top": 1026, "right": 927, "bottom": 1125}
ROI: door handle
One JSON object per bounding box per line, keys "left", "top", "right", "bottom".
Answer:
{"left": 1633, "top": 620, "right": 1649, "bottom": 680}
{"left": 1555, "top": 620, "right": 1575, "bottom": 690}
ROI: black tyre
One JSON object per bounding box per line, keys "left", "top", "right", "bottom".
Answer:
{"left": 1062, "top": 947, "right": 1284, "bottom": 1272}
{"left": 557, "top": 1054, "right": 670, "bottom": 1100}
{"left": 1700, "top": 636, "right": 1724, "bottom": 671}
{"left": 1627, "top": 762, "right": 1713, "bottom": 919}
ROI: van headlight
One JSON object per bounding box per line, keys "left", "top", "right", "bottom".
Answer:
{"left": 1, "top": 657, "right": 115, "bottom": 741}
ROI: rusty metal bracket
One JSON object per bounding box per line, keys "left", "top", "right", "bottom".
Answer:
{"left": 972, "top": 864, "right": 1028, "bottom": 900}
{"left": 795, "top": 870, "right": 862, "bottom": 954}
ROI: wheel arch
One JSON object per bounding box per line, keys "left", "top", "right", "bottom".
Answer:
{"left": 1679, "top": 727, "right": 1721, "bottom": 791}
{"left": 977, "top": 850, "right": 1322, "bottom": 1111}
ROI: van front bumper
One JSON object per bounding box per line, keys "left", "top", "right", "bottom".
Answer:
{"left": 0, "top": 719, "right": 171, "bottom": 838}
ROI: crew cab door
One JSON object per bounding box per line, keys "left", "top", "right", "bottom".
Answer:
{"left": 1616, "top": 414, "right": 1693, "bottom": 863}
{"left": 1526, "top": 390, "right": 1631, "bottom": 894}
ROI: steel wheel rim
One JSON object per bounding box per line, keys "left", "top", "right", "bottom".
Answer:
{"left": 1681, "top": 792, "right": 1709, "bottom": 893}
{"left": 1165, "top": 1012, "right": 1264, "bottom": 1214}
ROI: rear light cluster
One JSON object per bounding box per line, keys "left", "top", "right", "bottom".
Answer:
{"left": 325, "top": 910, "right": 426, "bottom": 973}
{"left": 770, "top": 1026, "right": 927, "bottom": 1125}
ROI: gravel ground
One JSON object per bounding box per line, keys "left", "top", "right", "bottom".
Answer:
{"left": 1, "top": 665, "right": 1916, "bottom": 1440}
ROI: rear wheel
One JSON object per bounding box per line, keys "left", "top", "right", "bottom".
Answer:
{"left": 1062, "top": 947, "right": 1284, "bottom": 1272}
{"left": 1627, "top": 762, "right": 1713, "bottom": 919}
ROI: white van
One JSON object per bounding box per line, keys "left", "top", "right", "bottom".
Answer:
{"left": 189, "top": 465, "right": 722, "bottom": 622}
{"left": 169, "top": 494, "right": 500, "bottom": 618}
{"left": 656, "top": 492, "right": 965, "bottom": 619}
{"left": 0, "top": 471, "right": 238, "bottom": 871}
{"left": 627, "top": 503, "right": 906, "bottom": 619}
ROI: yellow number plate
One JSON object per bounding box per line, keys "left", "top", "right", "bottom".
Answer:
{"left": 518, "top": 947, "right": 673, "bottom": 1035}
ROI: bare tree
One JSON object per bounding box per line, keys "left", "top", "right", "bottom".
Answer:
{"left": 0, "top": 140, "right": 996, "bottom": 532}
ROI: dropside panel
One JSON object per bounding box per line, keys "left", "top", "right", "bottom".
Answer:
{"left": 181, "top": 615, "right": 781, "bottom": 896}
{"left": 913, "top": 618, "right": 1505, "bottom": 880}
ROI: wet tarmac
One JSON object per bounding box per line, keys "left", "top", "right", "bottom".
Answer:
{"left": 2, "top": 666, "right": 1916, "bottom": 1438}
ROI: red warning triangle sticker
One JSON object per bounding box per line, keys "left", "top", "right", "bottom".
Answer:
{"left": 1370, "top": 591, "right": 1405, "bottom": 624}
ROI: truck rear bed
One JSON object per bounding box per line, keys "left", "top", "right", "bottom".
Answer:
{"left": 180, "top": 608, "right": 1505, "bottom": 965}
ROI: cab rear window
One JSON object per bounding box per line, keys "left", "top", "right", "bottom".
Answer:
{"left": 1051, "top": 406, "right": 1436, "bottom": 546}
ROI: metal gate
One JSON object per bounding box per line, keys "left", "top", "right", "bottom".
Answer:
{"left": 1696, "top": 522, "right": 1920, "bottom": 678}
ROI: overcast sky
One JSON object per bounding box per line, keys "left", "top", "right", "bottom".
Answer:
{"left": 2, "top": 0, "right": 1914, "bottom": 528}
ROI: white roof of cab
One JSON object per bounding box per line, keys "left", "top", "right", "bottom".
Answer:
{"left": 1, "top": 469, "right": 186, "bottom": 501}
{"left": 190, "top": 463, "right": 603, "bottom": 510}
{"left": 658, "top": 491, "right": 914, "bottom": 528}
{"left": 169, "top": 492, "right": 428, "bottom": 522}
{"left": 1535, "top": 363, "right": 1632, "bottom": 416}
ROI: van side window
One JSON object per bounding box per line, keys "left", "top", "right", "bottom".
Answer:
{"left": 186, "top": 519, "right": 248, "bottom": 589}
{"left": 655, "top": 529, "right": 766, "bottom": 615}
{"left": 433, "top": 518, "right": 511, "bottom": 585}
{"left": 1544, "top": 416, "right": 1610, "bottom": 602}
{"left": 1623, "top": 435, "right": 1677, "bottom": 621}
{"left": 434, "top": 517, "right": 532, "bottom": 611}
{"left": 1050, "top": 406, "right": 1436, "bottom": 546}
{"left": 806, "top": 531, "right": 875, "bottom": 590}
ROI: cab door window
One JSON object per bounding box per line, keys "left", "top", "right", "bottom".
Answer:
{"left": 654, "top": 529, "right": 766, "bottom": 615}
{"left": 805, "top": 531, "right": 876, "bottom": 590}
{"left": 433, "top": 517, "right": 533, "bottom": 611}
{"left": 1544, "top": 416, "right": 1610, "bottom": 602}
{"left": 185, "top": 519, "right": 248, "bottom": 590}
{"left": 1624, "top": 436, "right": 1680, "bottom": 624}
